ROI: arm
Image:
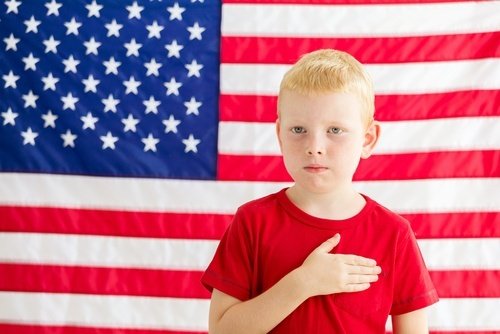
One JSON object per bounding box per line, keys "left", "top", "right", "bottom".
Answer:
{"left": 392, "top": 308, "right": 429, "bottom": 334}
{"left": 208, "top": 234, "right": 381, "bottom": 334}
{"left": 208, "top": 269, "right": 308, "bottom": 334}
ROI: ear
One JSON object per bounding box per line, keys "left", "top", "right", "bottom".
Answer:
{"left": 361, "top": 120, "right": 380, "bottom": 159}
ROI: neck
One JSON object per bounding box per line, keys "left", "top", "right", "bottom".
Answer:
{"left": 286, "top": 184, "right": 365, "bottom": 220}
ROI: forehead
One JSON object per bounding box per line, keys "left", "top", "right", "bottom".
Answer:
{"left": 279, "top": 90, "right": 365, "bottom": 124}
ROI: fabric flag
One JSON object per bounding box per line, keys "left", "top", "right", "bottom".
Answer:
{"left": 0, "top": 0, "right": 499, "bottom": 333}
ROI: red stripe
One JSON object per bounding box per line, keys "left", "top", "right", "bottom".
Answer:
{"left": 1, "top": 263, "right": 498, "bottom": 299}
{"left": 0, "top": 263, "right": 210, "bottom": 299}
{"left": 223, "top": 0, "right": 485, "bottom": 4}
{"left": 2, "top": 206, "right": 497, "bottom": 240}
{"left": 219, "top": 90, "right": 500, "bottom": 123}
{"left": 429, "top": 270, "right": 500, "bottom": 298}
{"left": 222, "top": 33, "right": 500, "bottom": 64}
{"left": 0, "top": 324, "right": 205, "bottom": 334}
{"left": 0, "top": 327, "right": 497, "bottom": 334}
{"left": 428, "top": 332, "right": 500, "bottom": 334}
{"left": 0, "top": 206, "right": 231, "bottom": 240}
{"left": 403, "top": 212, "right": 500, "bottom": 239}
{"left": 217, "top": 151, "right": 500, "bottom": 182}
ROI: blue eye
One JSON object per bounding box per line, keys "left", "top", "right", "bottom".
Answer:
{"left": 328, "top": 127, "right": 343, "bottom": 134}
{"left": 291, "top": 127, "right": 305, "bottom": 134}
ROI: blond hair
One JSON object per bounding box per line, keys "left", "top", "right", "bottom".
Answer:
{"left": 278, "top": 49, "right": 375, "bottom": 126}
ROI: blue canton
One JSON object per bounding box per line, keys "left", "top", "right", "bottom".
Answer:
{"left": 0, "top": 0, "right": 221, "bottom": 180}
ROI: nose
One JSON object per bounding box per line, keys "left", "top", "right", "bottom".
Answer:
{"left": 306, "top": 135, "right": 325, "bottom": 156}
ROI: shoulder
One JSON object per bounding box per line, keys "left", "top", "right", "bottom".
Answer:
{"left": 236, "top": 190, "right": 282, "bottom": 217}
{"left": 365, "top": 195, "right": 413, "bottom": 237}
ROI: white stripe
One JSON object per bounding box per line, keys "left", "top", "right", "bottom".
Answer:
{"left": 418, "top": 238, "right": 500, "bottom": 270}
{"left": 0, "top": 172, "right": 283, "bottom": 214}
{"left": 0, "top": 233, "right": 218, "bottom": 270}
{"left": 427, "top": 298, "right": 500, "bottom": 330}
{"left": 219, "top": 117, "right": 500, "bottom": 155}
{"left": 0, "top": 292, "right": 208, "bottom": 331}
{"left": 0, "top": 173, "right": 499, "bottom": 214}
{"left": 0, "top": 292, "right": 498, "bottom": 331}
{"left": 385, "top": 298, "right": 500, "bottom": 331}
{"left": 0, "top": 233, "right": 499, "bottom": 271}
{"left": 354, "top": 178, "right": 500, "bottom": 214}
{"left": 220, "top": 59, "right": 500, "bottom": 95}
{"left": 222, "top": 2, "right": 500, "bottom": 37}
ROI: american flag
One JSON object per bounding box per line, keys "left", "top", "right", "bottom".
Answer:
{"left": 0, "top": 0, "right": 499, "bottom": 333}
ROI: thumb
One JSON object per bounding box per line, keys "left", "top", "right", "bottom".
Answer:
{"left": 315, "top": 234, "right": 341, "bottom": 254}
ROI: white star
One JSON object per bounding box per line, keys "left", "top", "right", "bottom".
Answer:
{"left": 22, "top": 90, "right": 38, "bottom": 108}
{"left": 24, "top": 16, "right": 41, "bottom": 33}
{"left": 80, "top": 112, "right": 99, "bottom": 130}
{"left": 3, "top": 70, "right": 19, "bottom": 89}
{"left": 162, "top": 114, "right": 180, "bottom": 134}
{"left": 45, "top": 0, "right": 62, "bottom": 16}
{"left": 187, "top": 22, "right": 205, "bottom": 41}
{"left": 1, "top": 107, "right": 18, "bottom": 126}
{"left": 144, "top": 58, "right": 162, "bottom": 77}
{"left": 184, "top": 97, "right": 202, "bottom": 115}
{"left": 43, "top": 35, "right": 60, "bottom": 54}
{"left": 61, "top": 129, "right": 77, "bottom": 148}
{"left": 103, "top": 57, "right": 121, "bottom": 75}
{"left": 124, "top": 38, "right": 142, "bottom": 57}
{"left": 185, "top": 59, "right": 203, "bottom": 78}
{"left": 182, "top": 134, "right": 201, "bottom": 153}
{"left": 102, "top": 94, "right": 120, "bottom": 113}
{"left": 4, "top": 33, "right": 20, "bottom": 51}
{"left": 126, "top": 1, "right": 143, "bottom": 19}
{"left": 123, "top": 76, "right": 141, "bottom": 95}
{"left": 22, "top": 53, "right": 40, "bottom": 71}
{"left": 164, "top": 77, "right": 182, "bottom": 96}
{"left": 121, "top": 113, "right": 139, "bottom": 132}
{"left": 62, "top": 55, "right": 80, "bottom": 73}
{"left": 84, "top": 37, "right": 101, "bottom": 55}
{"left": 64, "top": 17, "right": 82, "bottom": 35}
{"left": 82, "top": 74, "right": 100, "bottom": 93}
{"left": 5, "top": 0, "right": 21, "bottom": 14}
{"left": 191, "top": 0, "right": 204, "bottom": 2}
{"left": 141, "top": 133, "right": 160, "bottom": 152}
{"left": 146, "top": 21, "right": 164, "bottom": 39}
{"left": 167, "top": 2, "right": 185, "bottom": 21}
{"left": 61, "top": 92, "right": 79, "bottom": 111}
{"left": 100, "top": 131, "right": 118, "bottom": 150}
{"left": 143, "top": 96, "right": 161, "bottom": 114}
{"left": 165, "top": 40, "right": 184, "bottom": 59}
{"left": 86, "top": 0, "right": 103, "bottom": 18}
{"left": 21, "top": 127, "right": 39, "bottom": 146}
{"left": 41, "top": 110, "right": 58, "bottom": 128}
{"left": 105, "top": 19, "right": 122, "bottom": 37}
{"left": 41, "top": 72, "right": 59, "bottom": 91}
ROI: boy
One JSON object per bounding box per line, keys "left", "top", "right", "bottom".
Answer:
{"left": 202, "top": 49, "right": 439, "bottom": 333}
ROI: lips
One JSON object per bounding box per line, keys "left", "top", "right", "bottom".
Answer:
{"left": 304, "top": 164, "right": 328, "bottom": 173}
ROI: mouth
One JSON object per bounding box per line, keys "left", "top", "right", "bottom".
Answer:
{"left": 304, "top": 164, "right": 328, "bottom": 173}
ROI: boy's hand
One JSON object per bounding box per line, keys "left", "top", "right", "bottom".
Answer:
{"left": 297, "top": 234, "right": 381, "bottom": 297}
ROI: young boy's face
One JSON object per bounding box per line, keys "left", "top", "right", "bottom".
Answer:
{"left": 277, "top": 90, "right": 379, "bottom": 195}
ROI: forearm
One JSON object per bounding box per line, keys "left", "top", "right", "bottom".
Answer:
{"left": 211, "top": 268, "right": 309, "bottom": 334}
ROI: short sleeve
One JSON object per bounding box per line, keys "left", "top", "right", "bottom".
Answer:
{"left": 201, "top": 208, "right": 254, "bottom": 301}
{"left": 390, "top": 226, "right": 439, "bottom": 315}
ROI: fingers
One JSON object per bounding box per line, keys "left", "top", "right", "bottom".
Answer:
{"left": 344, "top": 283, "right": 371, "bottom": 293}
{"left": 314, "top": 233, "right": 341, "bottom": 254}
{"left": 348, "top": 274, "right": 379, "bottom": 284}
{"left": 342, "top": 274, "right": 378, "bottom": 293}
{"left": 343, "top": 254, "right": 377, "bottom": 267}
{"left": 349, "top": 265, "right": 382, "bottom": 275}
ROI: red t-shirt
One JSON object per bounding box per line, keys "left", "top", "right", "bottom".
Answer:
{"left": 202, "top": 189, "right": 438, "bottom": 333}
